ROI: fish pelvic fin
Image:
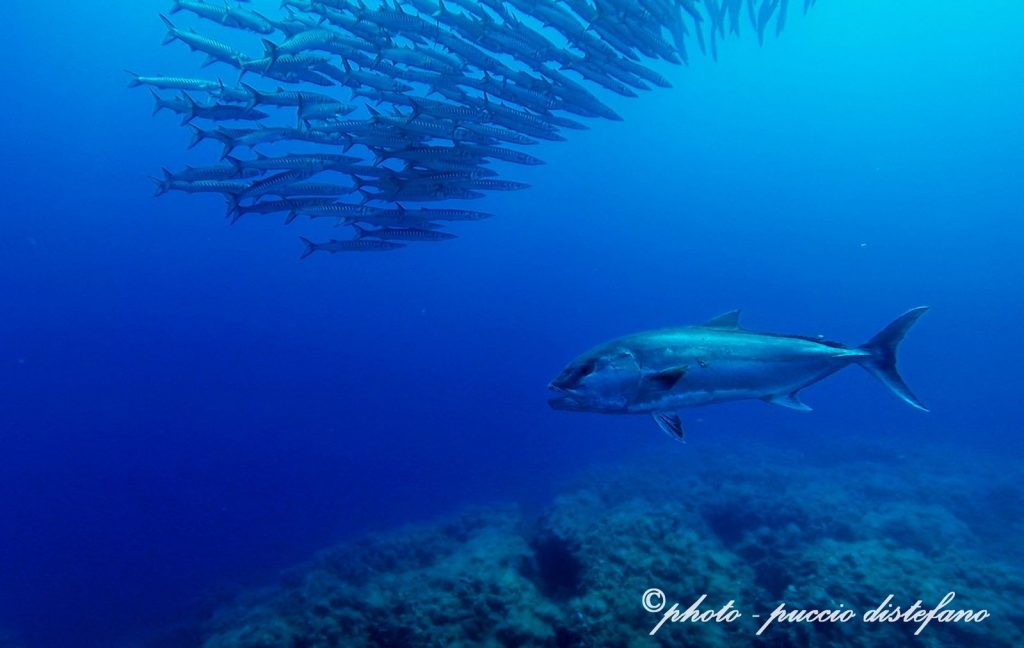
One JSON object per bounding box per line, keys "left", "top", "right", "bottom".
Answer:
{"left": 856, "top": 306, "right": 929, "bottom": 411}
{"left": 652, "top": 412, "right": 685, "bottom": 443}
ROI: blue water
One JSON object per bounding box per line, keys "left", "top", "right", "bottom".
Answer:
{"left": 1, "top": 1, "right": 1022, "bottom": 646}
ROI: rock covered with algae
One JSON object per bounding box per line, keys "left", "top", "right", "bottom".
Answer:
{"left": 198, "top": 434, "right": 1024, "bottom": 647}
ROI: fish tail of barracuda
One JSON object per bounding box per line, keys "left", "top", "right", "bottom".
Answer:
{"left": 298, "top": 237, "right": 318, "bottom": 260}
{"left": 159, "top": 14, "right": 178, "bottom": 46}
{"left": 856, "top": 307, "right": 930, "bottom": 411}
{"left": 261, "top": 38, "right": 280, "bottom": 64}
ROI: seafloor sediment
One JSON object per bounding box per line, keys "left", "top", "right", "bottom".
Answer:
{"left": 196, "top": 434, "right": 1024, "bottom": 647}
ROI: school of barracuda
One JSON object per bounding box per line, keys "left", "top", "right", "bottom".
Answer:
{"left": 131, "top": 0, "right": 809, "bottom": 257}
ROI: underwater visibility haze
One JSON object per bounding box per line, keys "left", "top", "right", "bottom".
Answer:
{"left": 1, "top": 0, "right": 1022, "bottom": 646}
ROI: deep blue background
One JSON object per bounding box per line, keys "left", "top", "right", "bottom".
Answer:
{"left": 1, "top": 1, "right": 1021, "bottom": 646}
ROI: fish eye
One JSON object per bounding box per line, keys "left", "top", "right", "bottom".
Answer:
{"left": 567, "top": 359, "right": 597, "bottom": 382}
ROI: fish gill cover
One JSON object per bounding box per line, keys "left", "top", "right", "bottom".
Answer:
{"left": 131, "top": 0, "right": 811, "bottom": 256}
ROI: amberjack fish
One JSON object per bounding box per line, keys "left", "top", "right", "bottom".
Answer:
{"left": 549, "top": 308, "right": 929, "bottom": 442}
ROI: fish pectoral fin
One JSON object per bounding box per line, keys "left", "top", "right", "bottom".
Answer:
{"left": 640, "top": 365, "right": 689, "bottom": 393}
{"left": 652, "top": 412, "right": 685, "bottom": 443}
{"left": 763, "top": 391, "right": 813, "bottom": 412}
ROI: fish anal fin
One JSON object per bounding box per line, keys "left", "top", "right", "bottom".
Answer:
{"left": 703, "top": 309, "right": 742, "bottom": 329}
{"left": 652, "top": 412, "right": 685, "bottom": 443}
{"left": 763, "top": 391, "right": 812, "bottom": 412}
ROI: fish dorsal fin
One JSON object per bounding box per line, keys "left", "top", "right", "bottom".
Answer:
{"left": 763, "top": 392, "right": 813, "bottom": 412}
{"left": 652, "top": 412, "right": 685, "bottom": 443}
{"left": 703, "top": 309, "right": 742, "bottom": 329}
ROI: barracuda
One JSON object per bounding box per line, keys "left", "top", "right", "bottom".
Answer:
{"left": 135, "top": 0, "right": 813, "bottom": 257}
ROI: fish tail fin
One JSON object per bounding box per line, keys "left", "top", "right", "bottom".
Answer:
{"left": 222, "top": 191, "right": 245, "bottom": 219}
{"left": 295, "top": 94, "right": 305, "bottom": 129}
{"left": 856, "top": 306, "right": 929, "bottom": 411}
{"left": 224, "top": 196, "right": 236, "bottom": 214}
{"left": 126, "top": 70, "right": 142, "bottom": 88}
{"left": 351, "top": 224, "right": 367, "bottom": 239}
{"left": 261, "top": 39, "right": 279, "bottom": 63}
{"left": 186, "top": 124, "right": 205, "bottom": 149}
{"left": 159, "top": 14, "right": 177, "bottom": 45}
{"left": 407, "top": 97, "right": 422, "bottom": 121}
{"left": 170, "top": 0, "right": 183, "bottom": 14}
{"left": 149, "top": 175, "right": 168, "bottom": 197}
{"left": 180, "top": 91, "right": 199, "bottom": 124}
{"left": 219, "top": 139, "right": 236, "bottom": 160}
{"left": 240, "top": 82, "right": 260, "bottom": 110}
{"left": 299, "top": 236, "right": 317, "bottom": 259}
{"left": 225, "top": 194, "right": 244, "bottom": 222}
{"left": 149, "top": 89, "right": 164, "bottom": 115}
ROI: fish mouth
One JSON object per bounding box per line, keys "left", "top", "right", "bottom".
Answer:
{"left": 547, "top": 383, "right": 584, "bottom": 411}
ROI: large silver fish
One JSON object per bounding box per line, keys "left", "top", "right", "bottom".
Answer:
{"left": 549, "top": 308, "right": 929, "bottom": 441}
